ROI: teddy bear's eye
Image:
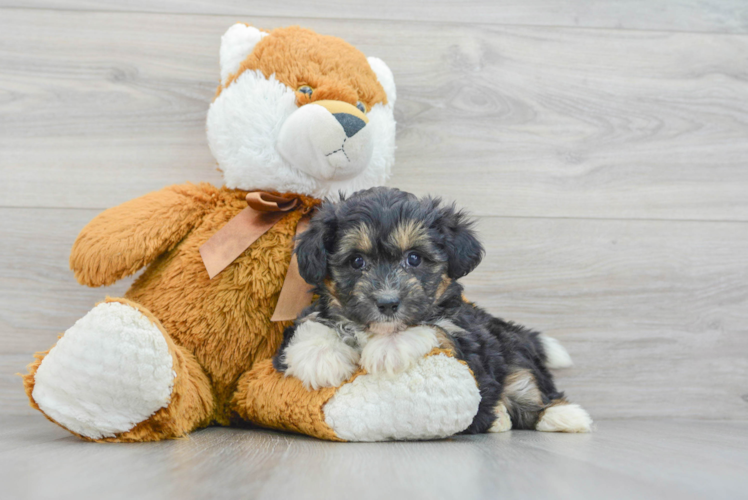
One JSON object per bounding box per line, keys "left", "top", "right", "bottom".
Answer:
{"left": 356, "top": 101, "right": 366, "bottom": 113}
{"left": 298, "top": 86, "right": 313, "bottom": 96}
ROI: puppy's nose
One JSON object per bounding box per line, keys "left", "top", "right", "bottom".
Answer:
{"left": 334, "top": 113, "right": 366, "bottom": 138}
{"left": 376, "top": 298, "right": 400, "bottom": 316}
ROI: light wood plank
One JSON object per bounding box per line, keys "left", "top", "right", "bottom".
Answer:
{"left": 2, "top": 208, "right": 746, "bottom": 419}
{"left": 0, "top": 416, "right": 746, "bottom": 500}
{"left": 2, "top": 9, "right": 748, "bottom": 220}
{"left": 0, "top": 207, "right": 131, "bottom": 414}
{"left": 0, "top": 208, "right": 131, "bottom": 351}
{"left": 3, "top": 1, "right": 748, "bottom": 34}
{"left": 0, "top": 413, "right": 70, "bottom": 453}
{"left": 465, "top": 216, "right": 748, "bottom": 421}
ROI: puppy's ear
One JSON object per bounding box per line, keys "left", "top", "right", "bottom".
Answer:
{"left": 433, "top": 201, "right": 484, "bottom": 279}
{"left": 296, "top": 203, "right": 337, "bottom": 286}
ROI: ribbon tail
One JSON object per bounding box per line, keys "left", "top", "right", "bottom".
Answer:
{"left": 271, "top": 216, "right": 314, "bottom": 322}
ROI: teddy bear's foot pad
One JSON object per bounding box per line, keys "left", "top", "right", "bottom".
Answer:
{"left": 323, "top": 353, "right": 481, "bottom": 441}
{"left": 32, "top": 301, "right": 176, "bottom": 439}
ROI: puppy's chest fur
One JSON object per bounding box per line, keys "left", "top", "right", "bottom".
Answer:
{"left": 306, "top": 281, "right": 468, "bottom": 352}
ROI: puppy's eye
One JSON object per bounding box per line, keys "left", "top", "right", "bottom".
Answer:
{"left": 350, "top": 255, "right": 366, "bottom": 270}
{"left": 356, "top": 101, "right": 366, "bottom": 113}
{"left": 406, "top": 252, "right": 422, "bottom": 267}
{"left": 298, "top": 85, "right": 313, "bottom": 96}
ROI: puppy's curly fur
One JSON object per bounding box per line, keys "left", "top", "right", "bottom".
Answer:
{"left": 274, "top": 187, "right": 591, "bottom": 433}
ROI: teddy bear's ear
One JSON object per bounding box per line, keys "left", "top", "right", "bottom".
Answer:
{"left": 367, "top": 57, "right": 396, "bottom": 105}
{"left": 219, "top": 23, "right": 268, "bottom": 85}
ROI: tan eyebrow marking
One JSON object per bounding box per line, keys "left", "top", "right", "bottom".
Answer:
{"left": 338, "top": 223, "right": 373, "bottom": 254}
{"left": 389, "top": 220, "right": 428, "bottom": 252}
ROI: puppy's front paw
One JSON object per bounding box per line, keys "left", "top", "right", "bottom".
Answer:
{"left": 283, "top": 322, "right": 360, "bottom": 390}
{"left": 361, "top": 325, "right": 440, "bottom": 375}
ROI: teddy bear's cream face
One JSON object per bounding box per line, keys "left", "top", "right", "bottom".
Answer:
{"left": 206, "top": 25, "right": 396, "bottom": 199}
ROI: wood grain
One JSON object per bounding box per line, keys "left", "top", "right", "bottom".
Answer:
{"left": 2, "top": 208, "right": 746, "bottom": 419}
{"left": 465, "top": 216, "right": 748, "bottom": 421}
{"left": 1, "top": 5, "right": 748, "bottom": 494}
{"left": 3, "top": 1, "right": 748, "bottom": 34}
{"left": 2, "top": 9, "right": 748, "bottom": 220}
{"left": 1, "top": 416, "right": 746, "bottom": 500}
{"left": 0, "top": 208, "right": 132, "bottom": 416}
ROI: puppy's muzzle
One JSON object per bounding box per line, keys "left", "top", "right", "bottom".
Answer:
{"left": 276, "top": 100, "right": 373, "bottom": 182}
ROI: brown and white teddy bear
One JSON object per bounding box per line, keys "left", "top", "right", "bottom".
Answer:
{"left": 23, "top": 24, "right": 482, "bottom": 442}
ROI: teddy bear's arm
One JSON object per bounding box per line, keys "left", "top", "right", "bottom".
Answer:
{"left": 70, "top": 183, "right": 214, "bottom": 287}
{"left": 233, "top": 348, "right": 482, "bottom": 441}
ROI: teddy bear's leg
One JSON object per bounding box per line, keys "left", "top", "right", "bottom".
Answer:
{"left": 231, "top": 349, "right": 482, "bottom": 441}
{"left": 23, "top": 297, "right": 214, "bottom": 442}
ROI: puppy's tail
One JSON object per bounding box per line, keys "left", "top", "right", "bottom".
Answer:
{"left": 539, "top": 334, "right": 574, "bottom": 369}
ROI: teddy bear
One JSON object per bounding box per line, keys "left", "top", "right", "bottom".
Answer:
{"left": 23, "top": 23, "right": 482, "bottom": 442}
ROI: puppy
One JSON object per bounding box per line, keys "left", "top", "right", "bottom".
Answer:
{"left": 274, "top": 187, "right": 592, "bottom": 433}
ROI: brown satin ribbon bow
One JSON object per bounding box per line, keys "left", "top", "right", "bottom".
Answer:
{"left": 199, "top": 191, "right": 315, "bottom": 322}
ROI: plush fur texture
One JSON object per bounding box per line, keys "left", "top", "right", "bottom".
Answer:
{"left": 218, "top": 26, "right": 389, "bottom": 106}
{"left": 232, "top": 359, "right": 344, "bottom": 441}
{"left": 234, "top": 347, "right": 480, "bottom": 442}
{"left": 25, "top": 186, "right": 316, "bottom": 440}
{"left": 208, "top": 25, "right": 396, "bottom": 199}
{"left": 24, "top": 24, "right": 478, "bottom": 443}
{"left": 274, "top": 187, "right": 592, "bottom": 434}
{"left": 323, "top": 349, "right": 481, "bottom": 441}
{"left": 25, "top": 297, "right": 214, "bottom": 443}
{"left": 219, "top": 24, "right": 268, "bottom": 85}
{"left": 32, "top": 300, "right": 176, "bottom": 439}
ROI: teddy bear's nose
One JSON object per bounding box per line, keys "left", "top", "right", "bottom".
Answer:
{"left": 309, "top": 100, "right": 369, "bottom": 138}
{"left": 333, "top": 113, "right": 366, "bottom": 138}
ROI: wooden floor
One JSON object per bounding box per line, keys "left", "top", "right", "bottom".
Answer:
{"left": 2, "top": 414, "right": 747, "bottom": 500}
{"left": 1, "top": 0, "right": 747, "bottom": 498}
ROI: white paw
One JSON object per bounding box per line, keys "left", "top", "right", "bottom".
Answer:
{"left": 283, "top": 321, "right": 360, "bottom": 390}
{"left": 324, "top": 353, "right": 481, "bottom": 441}
{"left": 360, "top": 325, "right": 440, "bottom": 375}
{"left": 32, "top": 301, "right": 175, "bottom": 439}
{"left": 536, "top": 403, "right": 593, "bottom": 433}
{"left": 488, "top": 402, "right": 512, "bottom": 433}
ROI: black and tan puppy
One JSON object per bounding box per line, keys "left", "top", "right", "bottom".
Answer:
{"left": 274, "top": 187, "right": 592, "bottom": 433}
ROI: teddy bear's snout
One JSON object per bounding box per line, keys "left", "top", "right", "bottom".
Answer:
{"left": 313, "top": 99, "right": 369, "bottom": 139}
{"left": 276, "top": 99, "right": 374, "bottom": 182}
